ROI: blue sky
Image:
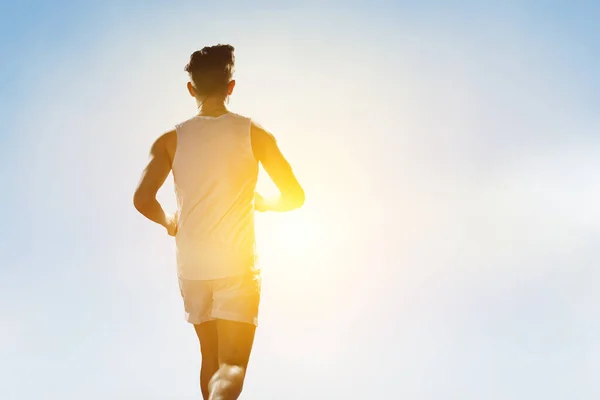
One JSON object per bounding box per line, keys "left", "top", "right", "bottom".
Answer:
{"left": 1, "top": 1, "right": 599, "bottom": 399}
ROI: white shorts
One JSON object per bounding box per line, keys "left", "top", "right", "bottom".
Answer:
{"left": 178, "top": 271, "right": 261, "bottom": 326}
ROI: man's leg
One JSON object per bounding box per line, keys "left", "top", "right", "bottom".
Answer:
{"left": 208, "top": 320, "right": 256, "bottom": 400}
{"left": 194, "top": 321, "right": 219, "bottom": 400}
{"left": 179, "top": 278, "right": 218, "bottom": 399}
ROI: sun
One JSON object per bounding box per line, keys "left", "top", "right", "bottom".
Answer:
{"left": 256, "top": 171, "right": 323, "bottom": 262}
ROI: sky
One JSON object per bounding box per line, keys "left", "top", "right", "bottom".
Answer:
{"left": 1, "top": 0, "right": 599, "bottom": 399}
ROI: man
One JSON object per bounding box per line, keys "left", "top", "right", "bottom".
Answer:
{"left": 133, "top": 44, "right": 305, "bottom": 400}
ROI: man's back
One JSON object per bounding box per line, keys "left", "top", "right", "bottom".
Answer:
{"left": 173, "top": 112, "right": 259, "bottom": 281}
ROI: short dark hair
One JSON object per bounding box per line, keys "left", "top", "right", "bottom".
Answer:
{"left": 185, "top": 44, "right": 235, "bottom": 96}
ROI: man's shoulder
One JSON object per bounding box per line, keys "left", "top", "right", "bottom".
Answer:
{"left": 154, "top": 129, "right": 177, "bottom": 146}
{"left": 150, "top": 129, "right": 177, "bottom": 162}
{"left": 250, "top": 121, "right": 275, "bottom": 143}
{"left": 249, "top": 120, "right": 278, "bottom": 161}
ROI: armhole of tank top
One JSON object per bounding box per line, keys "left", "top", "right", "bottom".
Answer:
{"left": 248, "top": 118, "right": 259, "bottom": 163}
{"left": 172, "top": 124, "right": 182, "bottom": 168}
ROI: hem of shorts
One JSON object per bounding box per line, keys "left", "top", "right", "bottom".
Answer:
{"left": 178, "top": 268, "right": 260, "bottom": 282}
{"left": 184, "top": 312, "right": 215, "bottom": 325}
{"left": 211, "top": 310, "right": 258, "bottom": 327}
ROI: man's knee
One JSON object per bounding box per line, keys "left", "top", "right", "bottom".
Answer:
{"left": 210, "top": 364, "right": 246, "bottom": 399}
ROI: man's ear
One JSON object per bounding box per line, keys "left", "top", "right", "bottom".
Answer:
{"left": 187, "top": 81, "right": 196, "bottom": 97}
{"left": 227, "top": 80, "right": 236, "bottom": 95}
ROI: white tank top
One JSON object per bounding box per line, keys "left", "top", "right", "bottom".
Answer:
{"left": 173, "top": 113, "right": 258, "bottom": 280}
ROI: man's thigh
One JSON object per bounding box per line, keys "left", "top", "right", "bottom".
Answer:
{"left": 194, "top": 321, "right": 218, "bottom": 360}
{"left": 217, "top": 319, "right": 256, "bottom": 368}
{"left": 212, "top": 272, "right": 260, "bottom": 367}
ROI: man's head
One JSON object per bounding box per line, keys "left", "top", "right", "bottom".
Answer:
{"left": 185, "top": 44, "right": 236, "bottom": 101}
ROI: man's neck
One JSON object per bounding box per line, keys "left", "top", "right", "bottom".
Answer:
{"left": 197, "top": 97, "right": 228, "bottom": 117}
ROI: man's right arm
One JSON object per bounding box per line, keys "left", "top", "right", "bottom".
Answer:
{"left": 251, "top": 122, "right": 305, "bottom": 212}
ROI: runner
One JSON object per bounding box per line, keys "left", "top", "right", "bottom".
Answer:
{"left": 133, "top": 44, "right": 305, "bottom": 400}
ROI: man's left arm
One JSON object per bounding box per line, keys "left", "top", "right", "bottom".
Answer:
{"left": 133, "top": 130, "right": 177, "bottom": 236}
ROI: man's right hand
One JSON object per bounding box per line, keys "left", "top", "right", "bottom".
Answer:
{"left": 254, "top": 193, "right": 268, "bottom": 212}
